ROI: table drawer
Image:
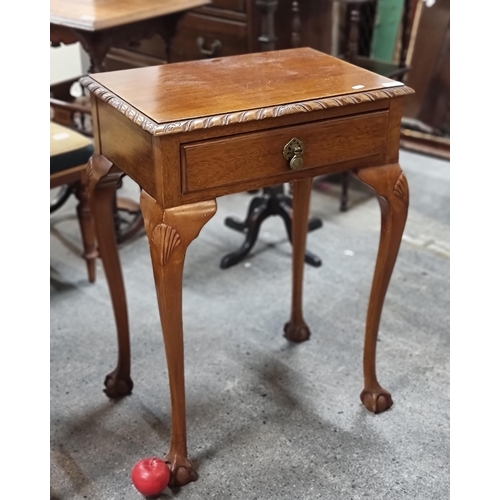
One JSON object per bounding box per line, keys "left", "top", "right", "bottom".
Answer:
{"left": 181, "top": 111, "right": 389, "bottom": 193}
{"left": 169, "top": 12, "right": 247, "bottom": 62}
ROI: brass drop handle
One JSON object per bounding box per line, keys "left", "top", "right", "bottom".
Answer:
{"left": 196, "top": 36, "right": 222, "bottom": 57}
{"left": 283, "top": 137, "right": 305, "bottom": 170}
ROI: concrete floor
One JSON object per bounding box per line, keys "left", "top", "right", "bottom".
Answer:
{"left": 50, "top": 148, "right": 450, "bottom": 500}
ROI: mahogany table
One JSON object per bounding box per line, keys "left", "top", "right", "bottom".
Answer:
{"left": 50, "top": 0, "right": 211, "bottom": 72}
{"left": 81, "top": 47, "right": 413, "bottom": 488}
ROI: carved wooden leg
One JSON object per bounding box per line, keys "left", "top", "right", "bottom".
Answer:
{"left": 355, "top": 163, "right": 409, "bottom": 414}
{"left": 74, "top": 180, "right": 98, "bottom": 283}
{"left": 284, "top": 178, "right": 312, "bottom": 342}
{"left": 87, "top": 154, "right": 133, "bottom": 398}
{"left": 140, "top": 190, "right": 217, "bottom": 488}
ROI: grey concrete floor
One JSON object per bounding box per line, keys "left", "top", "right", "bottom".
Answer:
{"left": 50, "top": 149, "right": 450, "bottom": 500}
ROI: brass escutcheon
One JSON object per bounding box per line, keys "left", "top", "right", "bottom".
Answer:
{"left": 283, "top": 137, "right": 305, "bottom": 170}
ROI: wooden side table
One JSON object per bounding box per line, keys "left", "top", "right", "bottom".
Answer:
{"left": 82, "top": 47, "right": 413, "bottom": 488}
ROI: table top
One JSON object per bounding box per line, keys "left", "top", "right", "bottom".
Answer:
{"left": 82, "top": 48, "right": 414, "bottom": 136}
{"left": 50, "top": 0, "right": 210, "bottom": 31}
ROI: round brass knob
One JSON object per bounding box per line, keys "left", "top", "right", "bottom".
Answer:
{"left": 290, "top": 154, "right": 303, "bottom": 170}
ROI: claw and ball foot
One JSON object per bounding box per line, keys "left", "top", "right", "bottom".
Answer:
{"left": 165, "top": 452, "right": 198, "bottom": 487}
{"left": 360, "top": 385, "right": 393, "bottom": 414}
{"left": 283, "top": 321, "right": 311, "bottom": 342}
{"left": 355, "top": 163, "right": 409, "bottom": 415}
{"left": 103, "top": 369, "right": 133, "bottom": 398}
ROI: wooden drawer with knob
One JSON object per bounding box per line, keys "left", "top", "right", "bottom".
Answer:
{"left": 180, "top": 111, "right": 389, "bottom": 195}
{"left": 169, "top": 12, "right": 247, "bottom": 63}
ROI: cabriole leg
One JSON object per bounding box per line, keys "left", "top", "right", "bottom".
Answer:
{"left": 87, "top": 154, "right": 133, "bottom": 398}
{"left": 284, "top": 177, "right": 313, "bottom": 342}
{"left": 141, "top": 191, "right": 217, "bottom": 487}
{"left": 355, "top": 163, "right": 409, "bottom": 413}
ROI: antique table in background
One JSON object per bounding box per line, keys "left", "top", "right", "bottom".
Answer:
{"left": 82, "top": 48, "right": 413, "bottom": 488}
{"left": 50, "top": 0, "right": 211, "bottom": 72}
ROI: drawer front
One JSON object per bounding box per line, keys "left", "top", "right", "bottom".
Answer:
{"left": 210, "top": 0, "right": 245, "bottom": 11}
{"left": 169, "top": 13, "right": 247, "bottom": 62}
{"left": 181, "top": 112, "right": 388, "bottom": 193}
{"left": 121, "top": 34, "right": 168, "bottom": 60}
{"left": 104, "top": 47, "right": 166, "bottom": 71}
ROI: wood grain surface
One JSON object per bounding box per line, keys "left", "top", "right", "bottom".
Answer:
{"left": 50, "top": 0, "right": 210, "bottom": 30}
{"left": 82, "top": 48, "right": 412, "bottom": 126}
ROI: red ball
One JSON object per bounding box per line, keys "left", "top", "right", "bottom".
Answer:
{"left": 131, "top": 457, "right": 171, "bottom": 497}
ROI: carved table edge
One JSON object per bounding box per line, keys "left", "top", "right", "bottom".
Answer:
{"left": 80, "top": 76, "right": 414, "bottom": 137}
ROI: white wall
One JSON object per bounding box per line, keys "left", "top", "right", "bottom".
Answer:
{"left": 50, "top": 43, "right": 90, "bottom": 86}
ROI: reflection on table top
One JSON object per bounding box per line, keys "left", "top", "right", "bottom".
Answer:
{"left": 85, "top": 48, "right": 404, "bottom": 125}
{"left": 50, "top": 0, "right": 211, "bottom": 31}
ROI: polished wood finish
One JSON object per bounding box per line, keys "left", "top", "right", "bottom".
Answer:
{"left": 83, "top": 48, "right": 413, "bottom": 487}
{"left": 50, "top": 0, "right": 210, "bottom": 31}
{"left": 85, "top": 49, "right": 401, "bottom": 125}
{"left": 181, "top": 112, "right": 388, "bottom": 193}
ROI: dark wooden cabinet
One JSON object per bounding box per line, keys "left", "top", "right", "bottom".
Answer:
{"left": 104, "top": 0, "right": 334, "bottom": 70}
{"left": 398, "top": 0, "right": 449, "bottom": 157}
{"left": 403, "top": 0, "right": 449, "bottom": 136}
{"left": 169, "top": 9, "right": 249, "bottom": 61}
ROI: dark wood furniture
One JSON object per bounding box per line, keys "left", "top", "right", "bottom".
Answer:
{"left": 342, "top": 0, "right": 417, "bottom": 80}
{"left": 400, "top": 0, "right": 449, "bottom": 158}
{"left": 100, "top": 0, "right": 334, "bottom": 71}
{"left": 50, "top": 99, "right": 97, "bottom": 283}
{"left": 333, "top": 0, "right": 418, "bottom": 211}
{"left": 50, "top": 0, "right": 211, "bottom": 72}
{"left": 220, "top": 183, "right": 323, "bottom": 269}
{"left": 82, "top": 48, "right": 413, "bottom": 488}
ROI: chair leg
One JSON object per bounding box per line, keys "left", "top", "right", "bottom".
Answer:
{"left": 340, "top": 171, "right": 350, "bottom": 212}
{"left": 50, "top": 185, "right": 73, "bottom": 213}
{"left": 75, "top": 181, "right": 98, "bottom": 283}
